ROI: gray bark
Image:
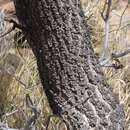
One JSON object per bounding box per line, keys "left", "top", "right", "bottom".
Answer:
{"left": 14, "top": 0, "right": 125, "bottom": 130}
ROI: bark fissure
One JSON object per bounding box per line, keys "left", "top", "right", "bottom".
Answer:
{"left": 14, "top": 0, "right": 125, "bottom": 129}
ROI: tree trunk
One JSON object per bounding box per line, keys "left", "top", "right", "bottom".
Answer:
{"left": 14, "top": 0, "right": 125, "bottom": 129}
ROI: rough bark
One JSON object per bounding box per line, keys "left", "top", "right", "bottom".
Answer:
{"left": 14, "top": 0, "right": 125, "bottom": 130}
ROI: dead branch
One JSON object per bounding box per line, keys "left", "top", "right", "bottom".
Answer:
{"left": 100, "top": 48, "right": 130, "bottom": 67}
{"left": 24, "top": 94, "right": 39, "bottom": 130}
{"left": 102, "top": 59, "right": 124, "bottom": 69}
{"left": 112, "top": 48, "right": 130, "bottom": 58}
{"left": 101, "top": 1, "right": 107, "bottom": 21}
{"left": 101, "top": 23, "right": 130, "bottom": 38}
{"left": 116, "top": 1, "right": 130, "bottom": 33}
{"left": 101, "top": 0, "right": 111, "bottom": 21}
{"left": 100, "top": 0, "right": 112, "bottom": 62}
{"left": 5, "top": 110, "right": 19, "bottom": 117}
{"left": 0, "top": 18, "right": 24, "bottom": 38}
{"left": 4, "top": 18, "right": 23, "bottom": 30}
{"left": 0, "top": 25, "right": 14, "bottom": 38}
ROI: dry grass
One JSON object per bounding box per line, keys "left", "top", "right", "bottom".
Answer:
{"left": 82, "top": 0, "right": 130, "bottom": 129}
{"left": 1, "top": 0, "right": 130, "bottom": 129}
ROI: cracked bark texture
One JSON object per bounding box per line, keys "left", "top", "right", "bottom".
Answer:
{"left": 14, "top": 0, "right": 125, "bottom": 130}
